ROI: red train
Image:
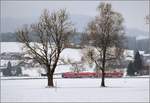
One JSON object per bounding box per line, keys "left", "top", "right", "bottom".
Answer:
{"left": 62, "top": 70, "right": 124, "bottom": 78}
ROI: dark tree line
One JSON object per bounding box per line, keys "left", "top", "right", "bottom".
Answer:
{"left": 3, "top": 61, "right": 22, "bottom": 76}
{"left": 127, "top": 51, "right": 144, "bottom": 76}
{"left": 1, "top": 31, "right": 149, "bottom": 53}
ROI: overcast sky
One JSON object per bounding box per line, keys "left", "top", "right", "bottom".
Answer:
{"left": 1, "top": 1, "right": 149, "bottom": 33}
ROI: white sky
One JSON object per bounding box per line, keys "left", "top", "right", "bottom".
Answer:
{"left": 1, "top": 1, "right": 149, "bottom": 32}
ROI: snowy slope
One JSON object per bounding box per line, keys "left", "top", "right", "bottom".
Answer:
{"left": 1, "top": 42, "right": 23, "bottom": 53}
{"left": 60, "top": 48, "right": 82, "bottom": 61}
{"left": 1, "top": 78, "right": 149, "bottom": 102}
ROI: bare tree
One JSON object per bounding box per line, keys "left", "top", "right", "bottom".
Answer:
{"left": 16, "top": 9, "right": 74, "bottom": 87}
{"left": 67, "top": 59, "right": 85, "bottom": 73}
{"left": 82, "top": 3, "right": 125, "bottom": 87}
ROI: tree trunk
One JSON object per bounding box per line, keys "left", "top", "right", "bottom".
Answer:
{"left": 48, "top": 74, "right": 54, "bottom": 87}
{"left": 47, "top": 66, "right": 54, "bottom": 87}
{"left": 101, "top": 48, "right": 106, "bottom": 87}
{"left": 101, "top": 69, "right": 105, "bottom": 87}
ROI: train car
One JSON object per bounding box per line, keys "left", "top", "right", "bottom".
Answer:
{"left": 62, "top": 70, "right": 123, "bottom": 78}
{"left": 77, "top": 72, "right": 96, "bottom": 78}
{"left": 62, "top": 72, "right": 78, "bottom": 78}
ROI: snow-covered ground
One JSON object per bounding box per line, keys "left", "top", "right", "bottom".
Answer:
{"left": 1, "top": 78, "right": 149, "bottom": 102}
{"left": 1, "top": 42, "right": 23, "bottom": 53}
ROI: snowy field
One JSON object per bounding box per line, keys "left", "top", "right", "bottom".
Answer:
{"left": 1, "top": 78, "right": 149, "bottom": 102}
